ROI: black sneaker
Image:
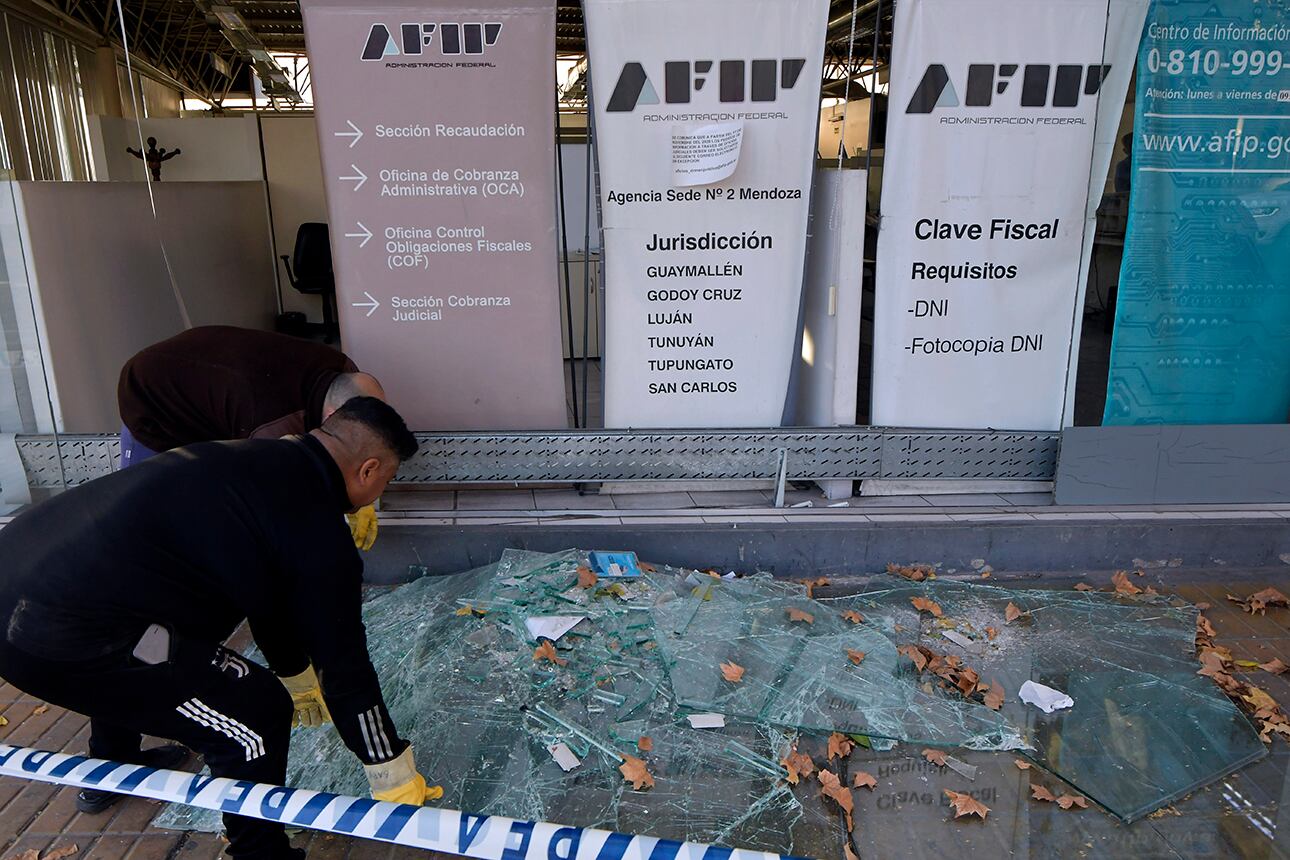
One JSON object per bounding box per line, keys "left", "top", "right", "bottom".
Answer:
{"left": 75, "top": 744, "right": 190, "bottom": 814}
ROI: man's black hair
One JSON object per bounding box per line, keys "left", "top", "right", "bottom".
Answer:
{"left": 329, "top": 396, "right": 418, "bottom": 461}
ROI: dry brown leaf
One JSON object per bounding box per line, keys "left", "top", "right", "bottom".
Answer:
{"left": 43, "top": 847, "right": 80, "bottom": 860}
{"left": 944, "top": 789, "right": 989, "bottom": 820}
{"left": 898, "top": 644, "right": 930, "bottom": 671}
{"left": 17, "top": 851, "right": 39, "bottom": 860}
{"left": 1030, "top": 783, "right": 1057, "bottom": 802}
{"left": 533, "top": 640, "right": 568, "bottom": 666}
{"left": 1260, "top": 658, "right": 1290, "bottom": 675}
{"left": 846, "top": 649, "right": 866, "bottom": 666}
{"left": 1233, "top": 587, "right": 1290, "bottom": 615}
{"left": 1244, "top": 686, "right": 1279, "bottom": 714}
{"left": 1197, "top": 648, "right": 1230, "bottom": 678}
{"left": 887, "top": 562, "right": 932, "bottom": 582}
{"left": 1073, "top": 583, "right": 1095, "bottom": 592}
{"left": 818, "top": 769, "right": 855, "bottom": 831}
{"left": 844, "top": 844, "right": 860, "bottom": 860}
{"left": 781, "top": 748, "right": 815, "bottom": 784}
{"left": 853, "top": 771, "right": 877, "bottom": 790}
{"left": 454, "top": 605, "right": 486, "bottom": 617}
{"left": 985, "top": 626, "right": 999, "bottom": 641}
{"left": 0, "top": 715, "right": 7, "bottom": 726}
{"left": 637, "top": 736, "right": 653, "bottom": 752}
{"left": 31, "top": 704, "right": 49, "bottom": 716}
{"left": 955, "top": 667, "right": 981, "bottom": 697}
{"left": 786, "top": 608, "right": 815, "bottom": 624}
{"left": 720, "top": 661, "right": 746, "bottom": 683}
{"left": 800, "top": 577, "right": 830, "bottom": 598}
{"left": 1014, "top": 759, "right": 1031, "bottom": 770}
{"left": 982, "top": 681, "right": 1005, "bottom": 711}
{"left": 639, "top": 562, "right": 657, "bottom": 573}
{"left": 981, "top": 570, "right": 992, "bottom": 579}
{"left": 842, "top": 610, "right": 865, "bottom": 624}
{"left": 576, "top": 565, "right": 598, "bottom": 589}
{"left": 1112, "top": 570, "right": 1143, "bottom": 596}
{"left": 1056, "top": 794, "right": 1089, "bottom": 810}
{"left": 619, "top": 755, "right": 654, "bottom": 790}
{"left": 922, "top": 748, "right": 948, "bottom": 767}
{"left": 828, "top": 733, "right": 854, "bottom": 760}
{"left": 1005, "top": 602, "right": 1026, "bottom": 623}
{"left": 911, "top": 596, "right": 944, "bottom": 617}
{"left": 1197, "top": 613, "right": 1217, "bottom": 642}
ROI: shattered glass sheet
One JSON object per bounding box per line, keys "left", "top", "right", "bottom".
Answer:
{"left": 155, "top": 550, "right": 1266, "bottom": 853}
{"left": 829, "top": 581, "right": 1266, "bottom": 821}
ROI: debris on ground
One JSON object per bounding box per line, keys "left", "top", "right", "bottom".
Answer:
{"left": 888, "top": 562, "right": 935, "bottom": 582}
{"left": 1018, "top": 680, "right": 1074, "bottom": 714}
{"left": 154, "top": 549, "right": 1273, "bottom": 857}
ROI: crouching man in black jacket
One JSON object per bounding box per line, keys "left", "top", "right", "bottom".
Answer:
{"left": 0, "top": 397, "right": 434, "bottom": 860}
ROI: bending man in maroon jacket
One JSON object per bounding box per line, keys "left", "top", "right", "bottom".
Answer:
{"left": 118, "top": 325, "right": 386, "bottom": 550}
{"left": 0, "top": 398, "right": 437, "bottom": 858}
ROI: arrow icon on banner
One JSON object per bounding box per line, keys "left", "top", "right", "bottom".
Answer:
{"left": 352, "top": 291, "right": 380, "bottom": 317}
{"left": 344, "top": 222, "right": 373, "bottom": 248}
{"left": 333, "top": 120, "right": 363, "bottom": 148}
{"left": 340, "top": 165, "right": 367, "bottom": 192}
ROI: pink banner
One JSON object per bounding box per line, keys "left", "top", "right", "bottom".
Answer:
{"left": 301, "top": 0, "right": 567, "bottom": 429}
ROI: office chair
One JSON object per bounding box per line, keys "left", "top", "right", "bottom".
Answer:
{"left": 280, "top": 222, "right": 339, "bottom": 343}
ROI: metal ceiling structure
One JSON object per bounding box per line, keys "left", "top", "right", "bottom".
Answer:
{"left": 3, "top": 0, "right": 895, "bottom": 107}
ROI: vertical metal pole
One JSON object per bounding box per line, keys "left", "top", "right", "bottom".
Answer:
{"left": 587, "top": 70, "right": 608, "bottom": 429}
{"left": 580, "top": 71, "right": 594, "bottom": 427}
{"left": 554, "top": 96, "right": 581, "bottom": 428}
{"left": 863, "top": 0, "right": 883, "bottom": 177}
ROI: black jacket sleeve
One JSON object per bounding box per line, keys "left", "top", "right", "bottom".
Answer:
{"left": 285, "top": 526, "right": 408, "bottom": 766}
{"left": 247, "top": 613, "right": 309, "bottom": 679}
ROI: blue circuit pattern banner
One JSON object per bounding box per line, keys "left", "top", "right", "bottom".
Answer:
{"left": 1104, "top": 0, "right": 1290, "bottom": 424}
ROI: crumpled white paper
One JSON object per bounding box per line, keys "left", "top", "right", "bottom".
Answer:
{"left": 1019, "top": 680, "right": 1074, "bottom": 714}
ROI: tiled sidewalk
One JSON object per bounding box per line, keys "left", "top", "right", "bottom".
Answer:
{"left": 2, "top": 570, "right": 1288, "bottom": 859}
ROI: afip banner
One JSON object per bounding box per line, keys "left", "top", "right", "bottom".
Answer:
{"left": 584, "top": 0, "right": 828, "bottom": 428}
{"left": 300, "top": 0, "right": 568, "bottom": 430}
{"left": 871, "top": 0, "right": 1147, "bottom": 431}
{"left": 1104, "top": 0, "right": 1290, "bottom": 425}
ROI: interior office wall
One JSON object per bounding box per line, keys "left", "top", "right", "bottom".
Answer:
{"left": 818, "top": 100, "right": 873, "bottom": 159}
{"left": 89, "top": 115, "right": 263, "bottom": 182}
{"left": 115, "top": 64, "right": 181, "bottom": 119}
{"left": 0, "top": 183, "right": 55, "bottom": 436}
{"left": 555, "top": 142, "right": 603, "bottom": 361}
{"left": 4, "top": 181, "right": 277, "bottom": 432}
{"left": 259, "top": 115, "right": 327, "bottom": 321}
{"left": 557, "top": 143, "right": 602, "bottom": 254}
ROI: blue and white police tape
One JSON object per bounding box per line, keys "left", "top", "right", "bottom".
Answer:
{"left": 0, "top": 744, "right": 810, "bottom": 860}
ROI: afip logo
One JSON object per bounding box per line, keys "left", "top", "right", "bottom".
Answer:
{"left": 362, "top": 22, "right": 501, "bottom": 60}
{"left": 607, "top": 59, "right": 807, "bottom": 112}
{"left": 906, "top": 63, "right": 1111, "bottom": 113}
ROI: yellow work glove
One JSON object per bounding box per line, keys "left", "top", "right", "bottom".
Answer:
{"left": 280, "top": 665, "right": 331, "bottom": 728}
{"left": 364, "top": 746, "right": 444, "bottom": 805}
{"left": 346, "top": 504, "right": 378, "bottom": 551}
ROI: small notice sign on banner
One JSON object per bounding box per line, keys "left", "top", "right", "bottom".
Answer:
{"left": 671, "top": 122, "right": 743, "bottom": 186}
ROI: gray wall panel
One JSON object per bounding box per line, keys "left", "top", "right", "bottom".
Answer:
{"left": 1056, "top": 425, "right": 1290, "bottom": 505}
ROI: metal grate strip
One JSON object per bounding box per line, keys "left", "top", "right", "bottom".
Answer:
{"left": 13, "top": 429, "right": 1058, "bottom": 488}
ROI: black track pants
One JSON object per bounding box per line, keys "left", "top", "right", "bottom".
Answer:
{"left": 0, "top": 635, "right": 295, "bottom": 859}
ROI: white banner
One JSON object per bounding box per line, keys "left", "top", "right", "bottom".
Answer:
{"left": 584, "top": 0, "right": 828, "bottom": 428}
{"left": 871, "top": 0, "right": 1147, "bottom": 430}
